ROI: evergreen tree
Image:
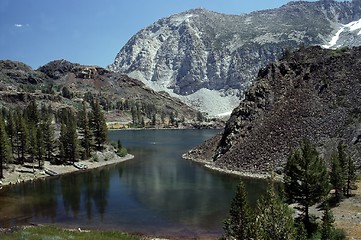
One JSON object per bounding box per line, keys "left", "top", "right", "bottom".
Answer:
{"left": 223, "top": 181, "right": 253, "bottom": 240}
{"left": 330, "top": 151, "right": 344, "bottom": 201}
{"left": 284, "top": 139, "right": 330, "bottom": 236}
{"left": 337, "top": 142, "right": 348, "bottom": 195}
{"left": 5, "top": 111, "right": 16, "bottom": 156}
{"left": 66, "top": 119, "right": 79, "bottom": 163}
{"left": 59, "top": 120, "right": 79, "bottom": 164}
{"left": 151, "top": 114, "right": 156, "bottom": 126}
{"left": 35, "top": 124, "right": 45, "bottom": 169}
{"left": 24, "top": 100, "right": 39, "bottom": 125}
{"left": 131, "top": 105, "right": 137, "bottom": 126}
{"left": 345, "top": 156, "right": 357, "bottom": 197}
{"left": 14, "top": 111, "right": 29, "bottom": 164}
{"left": 91, "top": 100, "right": 107, "bottom": 150}
{"left": 79, "top": 102, "right": 93, "bottom": 159}
{"left": 28, "top": 124, "right": 37, "bottom": 166}
{"left": 254, "top": 177, "right": 296, "bottom": 240}
{"left": 335, "top": 141, "right": 357, "bottom": 197}
{"left": 0, "top": 114, "right": 11, "bottom": 179}
{"left": 61, "top": 86, "right": 72, "bottom": 99}
{"left": 295, "top": 222, "right": 307, "bottom": 240}
{"left": 43, "top": 117, "right": 55, "bottom": 163}
{"left": 58, "top": 123, "right": 67, "bottom": 164}
{"left": 321, "top": 203, "right": 335, "bottom": 240}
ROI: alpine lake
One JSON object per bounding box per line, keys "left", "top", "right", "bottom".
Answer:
{"left": 0, "top": 129, "right": 267, "bottom": 239}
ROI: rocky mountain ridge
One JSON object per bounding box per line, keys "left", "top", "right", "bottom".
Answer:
{"left": 0, "top": 60, "right": 204, "bottom": 128}
{"left": 109, "top": 0, "right": 361, "bottom": 116}
{"left": 184, "top": 46, "right": 361, "bottom": 173}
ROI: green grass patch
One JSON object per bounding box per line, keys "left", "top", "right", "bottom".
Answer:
{"left": 0, "top": 226, "right": 140, "bottom": 240}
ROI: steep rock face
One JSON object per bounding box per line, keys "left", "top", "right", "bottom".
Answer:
{"left": 109, "top": 0, "right": 361, "bottom": 115}
{"left": 185, "top": 46, "right": 361, "bottom": 173}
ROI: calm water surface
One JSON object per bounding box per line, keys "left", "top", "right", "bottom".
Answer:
{"left": 0, "top": 129, "right": 267, "bottom": 238}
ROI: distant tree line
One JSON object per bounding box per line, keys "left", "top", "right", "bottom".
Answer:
{"left": 0, "top": 99, "right": 108, "bottom": 179}
{"left": 224, "top": 139, "right": 358, "bottom": 240}
{"left": 22, "top": 81, "right": 203, "bottom": 129}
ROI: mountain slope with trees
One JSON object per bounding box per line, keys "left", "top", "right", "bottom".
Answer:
{"left": 0, "top": 60, "right": 204, "bottom": 129}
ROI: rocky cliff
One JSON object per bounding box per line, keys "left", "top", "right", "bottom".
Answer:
{"left": 184, "top": 46, "right": 361, "bottom": 173}
{"left": 109, "top": 0, "right": 361, "bottom": 116}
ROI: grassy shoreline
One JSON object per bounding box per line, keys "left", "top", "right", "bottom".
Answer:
{"left": 0, "top": 225, "right": 141, "bottom": 240}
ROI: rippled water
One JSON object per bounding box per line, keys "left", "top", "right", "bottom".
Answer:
{"left": 0, "top": 129, "right": 267, "bottom": 238}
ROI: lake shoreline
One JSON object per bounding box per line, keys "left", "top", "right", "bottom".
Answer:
{"left": 182, "top": 153, "right": 278, "bottom": 180}
{"left": 0, "top": 153, "right": 134, "bottom": 188}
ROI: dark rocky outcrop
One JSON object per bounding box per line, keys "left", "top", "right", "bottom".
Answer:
{"left": 185, "top": 46, "right": 361, "bottom": 173}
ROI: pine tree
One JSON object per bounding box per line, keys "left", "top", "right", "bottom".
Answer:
{"left": 330, "top": 151, "right": 344, "bottom": 201}
{"left": 284, "top": 139, "right": 330, "bottom": 236}
{"left": 35, "top": 124, "right": 45, "bottom": 169}
{"left": 345, "top": 156, "right": 357, "bottom": 197}
{"left": 254, "top": 177, "right": 296, "bottom": 240}
{"left": 79, "top": 102, "right": 93, "bottom": 159}
{"left": 14, "top": 111, "right": 29, "bottom": 164}
{"left": 61, "top": 86, "right": 72, "bottom": 99}
{"left": 24, "top": 100, "right": 39, "bottom": 125}
{"left": 151, "top": 114, "right": 156, "bottom": 126}
{"left": 59, "top": 120, "right": 79, "bottom": 164}
{"left": 91, "top": 100, "right": 107, "bottom": 150}
{"left": 223, "top": 181, "right": 253, "bottom": 240}
{"left": 335, "top": 141, "right": 357, "bottom": 197}
{"left": 131, "top": 105, "right": 137, "bottom": 126}
{"left": 0, "top": 114, "right": 11, "bottom": 179}
{"left": 321, "top": 203, "right": 335, "bottom": 240}
{"left": 66, "top": 119, "right": 79, "bottom": 164}
{"left": 59, "top": 123, "right": 67, "bottom": 164}
{"left": 28, "top": 124, "right": 37, "bottom": 168}
{"left": 337, "top": 142, "right": 348, "bottom": 195}
{"left": 5, "top": 110, "right": 16, "bottom": 156}
{"left": 43, "top": 117, "right": 55, "bottom": 163}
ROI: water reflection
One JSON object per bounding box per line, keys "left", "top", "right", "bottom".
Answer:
{"left": 0, "top": 129, "right": 267, "bottom": 238}
{"left": 0, "top": 168, "right": 111, "bottom": 227}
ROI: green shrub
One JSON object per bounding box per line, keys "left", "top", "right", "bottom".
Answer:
{"left": 118, "top": 147, "right": 128, "bottom": 157}
{"left": 331, "top": 228, "right": 347, "bottom": 240}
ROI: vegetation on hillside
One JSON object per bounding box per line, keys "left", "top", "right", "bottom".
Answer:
{"left": 0, "top": 99, "right": 110, "bottom": 179}
{"left": 224, "top": 139, "right": 358, "bottom": 240}
{"left": 0, "top": 60, "right": 210, "bottom": 130}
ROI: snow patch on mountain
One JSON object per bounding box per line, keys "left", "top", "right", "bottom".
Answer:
{"left": 346, "top": 19, "right": 361, "bottom": 33}
{"left": 322, "top": 27, "right": 345, "bottom": 48}
{"left": 323, "top": 18, "right": 361, "bottom": 49}
{"left": 110, "top": 2, "right": 361, "bottom": 117}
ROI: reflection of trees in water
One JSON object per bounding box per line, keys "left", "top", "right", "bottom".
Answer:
{"left": 60, "top": 169, "right": 111, "bottom": 222}
{"left": 93, "top": 169, "right": 110, "bottom": 221}
{"left": 0, "top": 178, "right": 59, "bottom": 226}
{"left": 33, "top": 180, "right": 58, "bottom": 221}
{"left": 61, "top": 174, "right": 81, "bottom": 218}
{"left": 2, "top": 167, "right": 110, "bottom": 226}
{"left": 117, "top": 158, "right": 267, "bottom": 228}
{"left": 118, "top": 159, "right": 229, "bottom": 226}
{"left": 84, "top": 173, "right": 94, "bottom": 220}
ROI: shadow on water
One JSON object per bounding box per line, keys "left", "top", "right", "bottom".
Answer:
{"left": 0, "top": 129, "right": 268, "bottom": 238}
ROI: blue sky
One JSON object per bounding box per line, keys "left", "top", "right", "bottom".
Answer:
{"left": 0, "top": 0, "right": 344, "bottom": 69}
